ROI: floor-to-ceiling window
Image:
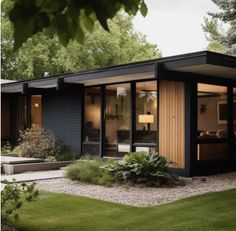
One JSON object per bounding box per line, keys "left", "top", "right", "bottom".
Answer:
{"left": 104, "top": 83, "right": 131, "bottom": 157}
{"left": 197, "top": 83, "right": 228, "bottom": 160}
{"left": 83, "top": 80, "right": 158, "bottom": 157}
{"left": 135, "top": 81, "right": 157, "bottom": 152}
{"left": 83, "top": 87, "right": 101, "bottom": 156}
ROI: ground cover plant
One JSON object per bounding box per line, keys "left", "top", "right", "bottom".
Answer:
{"left": 105, "top": 152, "right": 179, "bottom": 186}
{"left": 14, "top": 189, "right": 236, "bottom": 231}
{"left": 65, "top": 159, "right": 116, "bottom": 186}
{"left": 65, "top": 152, "right": 179, "bottom": 187}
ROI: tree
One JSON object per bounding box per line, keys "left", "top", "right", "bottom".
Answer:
{"left": 7, "top": 0, "right": 148, "bottom": 50}
{"left": 1, "top": 1, "right": 160, "bottom": 81}
{"left": 202, "top": 0, "right": 236, "bottom": 56}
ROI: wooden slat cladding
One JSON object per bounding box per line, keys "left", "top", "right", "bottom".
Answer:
{"left": 159, "top": 80, "right": 185, "bottom": 168}
{"left": 1, "top": 97, "right": 11, "bottom": 142}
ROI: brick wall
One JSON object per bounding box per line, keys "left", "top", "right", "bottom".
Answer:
{"left": 42, "top": 87, "right": 82, "bottom": 157}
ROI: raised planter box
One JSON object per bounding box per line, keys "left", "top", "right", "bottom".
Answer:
{"left": 3, "top": 161, "right": 75, "bottom": 175}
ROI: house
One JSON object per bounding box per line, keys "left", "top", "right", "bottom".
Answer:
{"left": 1, "top": 51, "right": 236, "bottom": 176}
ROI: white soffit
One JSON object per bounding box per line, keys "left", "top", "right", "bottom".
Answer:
{"left": 73, "top": 71, "right": 155, "bottom": 86}
{"left": 175, "top": 64, "right": 236, "bottom": 79}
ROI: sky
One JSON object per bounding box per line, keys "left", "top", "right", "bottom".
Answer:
{"left": 133, "top": 0, "right": 219, "bottom": 57}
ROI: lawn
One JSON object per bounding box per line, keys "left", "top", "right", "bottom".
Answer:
{"left": 15, "top": 189, "right": 236, "bottom": 231}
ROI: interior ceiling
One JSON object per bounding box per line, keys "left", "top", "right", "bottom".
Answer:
{"left": 175, "top": 64, "right": 236, "bottom": 79}
{"left": 198, "top": 83, "right": 227, "bottom": 93}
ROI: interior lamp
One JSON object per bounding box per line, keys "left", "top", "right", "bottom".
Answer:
{"left": 138, "top": 114, "right": 154, "bottom": 131}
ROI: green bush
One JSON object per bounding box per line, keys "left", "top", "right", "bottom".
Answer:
{"left": 14, "top": 128, "right": 75, "bottom": 161}
{"left": 65, "top": 160, "right": 115, "bottom": 186}
{"left": 1, "top": 179, "right": 38, "bottom": 227}
{"left": 105, "top": 152, "right": 179, "bottom": 187}
{"left": 16, "top": 127, "right": 62, "bottom": 159}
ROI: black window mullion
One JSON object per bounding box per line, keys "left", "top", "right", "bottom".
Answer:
{"left": 100, "top": 85, "right": 105, "bottom": 157}
{"left": 130, "top": 81, "right": 136, "bottom": 152}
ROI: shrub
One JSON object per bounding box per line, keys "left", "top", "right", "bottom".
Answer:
{"left": 16, "top": 127, "right": 63, "bottom": 159}
{"left": 105, "top": 152, "right": 179, "bottom": 187}
{"left": 1, "top": 179, "right": 38, "bottom": 228}
{"left": 65, "top": 160, "right": 115, "bottom": 186}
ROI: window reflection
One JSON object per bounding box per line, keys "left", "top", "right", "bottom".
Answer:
{"left": 136, "top": 81, "right": 157, "bottom": 143}
{"left": 104, "top": 83, "right": 131, "bottom": 157}
{"left": 198, "top": 84, "right": 228, "bottom": 139}
{"left": 83, "top": 87, "right": 101, "bottom": 156}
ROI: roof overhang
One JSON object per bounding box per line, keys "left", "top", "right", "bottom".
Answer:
{"left": 164, "top": 51, "right": 236, "bottom": 79}
{"left": 1, "top": 51, "right": 236, "bottom": 94}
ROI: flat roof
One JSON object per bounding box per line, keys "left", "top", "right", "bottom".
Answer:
{"left": 1, "top": 51, "right": 236, "bottom": 93}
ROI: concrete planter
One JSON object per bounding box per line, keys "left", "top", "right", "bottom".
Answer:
{"left": 3, "top": 161, "right": 75, "bottom": 175}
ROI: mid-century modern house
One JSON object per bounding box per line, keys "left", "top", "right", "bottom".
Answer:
{"left": 1, "top": 51, "right": 236, "bottom": 176}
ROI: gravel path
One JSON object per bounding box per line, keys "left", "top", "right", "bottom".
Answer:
{"left": 36, "top": 172, "right": 236, "bottom": 207}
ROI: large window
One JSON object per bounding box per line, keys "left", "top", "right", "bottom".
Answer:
{"left": 104, "top": 83, "right": 131, "bottom": 157}
{"left": 83, "top": 87, "right": 101, "bottom": 156}
{"left": 197, "top": 83, "right": 228, "bottom": 160}
{"left": 135, "top": 81, "right": 157, "bottom": 150}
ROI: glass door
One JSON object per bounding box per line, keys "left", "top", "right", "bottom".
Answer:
{"left": 83, "top": 87, "right": 101, "bottom": 156}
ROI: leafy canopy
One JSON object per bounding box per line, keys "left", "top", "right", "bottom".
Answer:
{"left": 7, "top": 0, "right": 148, "bottom": 50}
{"left": 202, "top": 0, "right": 236, "bottom": 55}
{"left": 2, "top": 2, "right": 160, "bottom": 81}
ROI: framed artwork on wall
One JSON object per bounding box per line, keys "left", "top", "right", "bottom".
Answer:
{"left": 217, "top": 100, "right": 236, "bottom": 124}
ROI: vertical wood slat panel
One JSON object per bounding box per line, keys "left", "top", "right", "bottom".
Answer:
{"left": 159, "top": 80, "right": 185, "bottom": 168}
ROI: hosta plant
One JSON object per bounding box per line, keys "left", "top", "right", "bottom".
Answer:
{"left": 105, "top": 152, "right": 179, "bottom": 187}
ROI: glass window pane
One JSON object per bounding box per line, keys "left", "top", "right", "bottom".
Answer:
{"left": 197, "top": 143, "right": 228, "bottom": 160}
{"left": 104, "top": 83, "right": 130, "bottom": 157}
{"left": 197, "top": 83, "right": 227, "bottom": 139}
{"left": 83, "top": 87, "right": 101, "bottom": 155}
{"left": 136, "top": 81, "right": 157, "bottom": 143}
{"left": 31, "top": 95, "right": 42, "bottom": 128}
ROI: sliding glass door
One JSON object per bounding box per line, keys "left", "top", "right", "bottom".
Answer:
{"left": 83, "top": 87, "right": 101, "bottom": 156}
{"left": 83, "top": 80, "right": 158, "bottom": 157}
{"left": 104, "top": 83, "right": 131, "bottom": 157}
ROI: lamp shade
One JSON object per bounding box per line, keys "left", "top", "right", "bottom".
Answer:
{"left": 138, "top": 114, "right": 154, "bottom": 123}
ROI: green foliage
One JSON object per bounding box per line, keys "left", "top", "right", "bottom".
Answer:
{"left": 105, "top": 152, "right": 179, "bottom": 186}
{"left": 1, "top": 179, "right": 38, "bottom": 226}
{"left": 1, "top": 3, "right": 160, "bottom": 81}
{"left": 202, "top": 0, "right": 236, "bottom": 55}
{"left": 14, "top": 127, "right": 75, "bottom": 161}
{"left": 1, "top": 141, "right": 13, "bottom": 155}
{"left": 6, "top": 0, "right": 148, "bottom": 50}
{"left": 65, "top": 160, "right": 115, "bottom": 186}
{"left": 16, "top": 127, "right": 63, "bottom": 159}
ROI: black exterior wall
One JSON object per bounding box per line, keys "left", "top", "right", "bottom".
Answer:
{"left": 42, "top": 86, "right": 83, "bottom": 157}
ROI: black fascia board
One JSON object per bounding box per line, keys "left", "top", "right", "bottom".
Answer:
{"left": 64, "top": 62, "right": 155, "bottom": 83}
{"left": 206, "top": 51, "right": 236, "bottom": 69}
{"left": 1, "top": 82, "right": 23, "bottom": 93}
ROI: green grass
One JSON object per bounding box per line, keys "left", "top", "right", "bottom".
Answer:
{"left": 15, "top": 189, "right": 236, "bottom": 231}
